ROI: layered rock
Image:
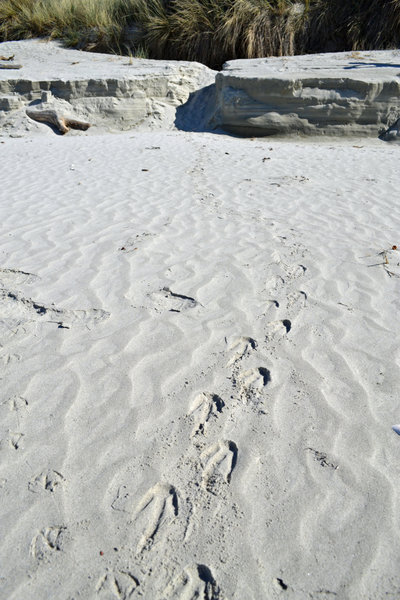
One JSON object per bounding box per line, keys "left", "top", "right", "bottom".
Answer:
{"left": 2, "top": 41, "right": 400, "bottom": 138}
{"left": 0, "top": 40, "right": 215, "bottom": 135}
{"left": 215, "top": 51, "right": 400, "bottom": 137}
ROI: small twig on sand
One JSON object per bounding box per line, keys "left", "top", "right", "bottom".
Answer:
{"left": 366, "top": 246, "right": 400, "bottom": 278}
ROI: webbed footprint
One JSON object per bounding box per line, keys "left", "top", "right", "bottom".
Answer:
{"left": 132, "top": 482, "right": 178, "bottom": 553}
{"left": 96, "top": 570, "right": 139, "bottom": 599}
{"left": 200, "top": 440, "right": 238, "bottom": 493}
{"left": 189, "top": 392, "right": 224, "bottom": 437}
{"left": 265, "top": 319, "right": 291, "bottom": 341}
{"left": 28, "top": 469, "right": 65, "bottom": 493}
{"left": 30, "top": 526, "right": 66, "bottom": 560}
{"left": 163, "top": 564, "right": 221, "bottom": 600}
{"left": 226, "top": 336, "right": 257, "bottom": 367}
{"left": 237, "top": 367, "right": 271, "bottom": 403}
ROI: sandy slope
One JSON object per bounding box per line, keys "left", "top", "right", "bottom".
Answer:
{"left": 1, "top": 131, "right": 400, "bottom": 600}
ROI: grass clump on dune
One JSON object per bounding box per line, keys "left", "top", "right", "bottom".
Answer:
{"left": 304, "top": 0, "right": 400, "bottom": 54}
{"left": 0, "top": 0, "right": 130, "bottom": 52}
{"left": 1, "top": 0, "right": 400, "bottom": 68}
{"left": 0, "top": 0, "right": 311, "bottom": 67}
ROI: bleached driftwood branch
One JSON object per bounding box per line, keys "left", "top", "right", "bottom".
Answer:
{"left": 0, "top": 55, "right": 22, "bottom": 69}
{"left": 0, "top": 63, "right": 22, "bottom": 69}
{"left": 26, "top": 109, "right": 91, "bottom": 135}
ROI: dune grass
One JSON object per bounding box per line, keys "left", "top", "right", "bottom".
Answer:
{"left": 0, "top": 0, "right": 400, "bottom": 68}
{"left": 306, "top": 0, "right": 400, "bottom": 54}
{"left": 0, "top": 0, "right": 130, "bottom": 52}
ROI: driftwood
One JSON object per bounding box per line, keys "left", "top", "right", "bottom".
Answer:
{"left": 0, "top": 54, "right": 15, "bottom": 60}
{"left": 0, "top": 63, "right": 22, "bottom": 69}
{"left": 26, "top": 109, "right": 91, "bottom": 135}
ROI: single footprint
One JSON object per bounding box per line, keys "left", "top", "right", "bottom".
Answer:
{"left": 189, "top": 393, "right": 224, "bottom": 437}
{"left": 1, "top": 396, "right": 28, "bottom": 428}
{"left": 265, "top": 262, "right": 306, "bottom": 294}
{"left": 200, "top": 440, "right": 238, "bottom": 493}
{"left": 0, "top": 288, "right": 110, "bottom": 328}
{"left": 281, "top": 263, "right": 306, "bottom": 281}
{"left": 286, "top": 290, "right": 307, "bottom": 309}
{"left": 265, "top": 320, "right": 291, "bottom": 341}
{"left": 163, "top": 564, "right": 221, "bottom": 600}
{"left": 149, "top": 287, "right": 199, "bottom": 313}
{"left": 265, "top": 273, "right": 286, "bottom": 292}
{"left": 306, "top": 448, "right": 338, "bottom": 470}
{"left": 5, "top": 396, "right": 28, "bottom": 411}
{"left": 111, "top": 484, "right": 131, "bottom": 512}
{"left": 119, "top": 231, "right": 156, "bottom": 253}
{"left": 0, "top": 351, "right": 21, "bottom": 365}
{"left": 132, "top": 482, "right": 178, "bottom": 553}
{"left": 9, "top": 431, "right": 24, "bottom": 450}
{"left": 0, "top": 267, "right": 39, "bottom": 286}
{"left": 96, "top": 570, "right": 140, "bottom": 599}
{"left": 30, "top": 526, "right": 66, "bottom": 559}
{"left": 237, "top": 368, "right": 270, "bottom": 403}
{"left": 226, "top": 336, "right": 257, "bottom": 367}
{"left": 28, "top": 470, "right": 65, "bottom": 493}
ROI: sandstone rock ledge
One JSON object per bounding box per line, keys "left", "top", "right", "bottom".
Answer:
{"left": 216, "top": 51, "right": 400, "bottom": 137}
{"left": 0, "top": 40, "right": 216, "bottom": 135}
{"left": 2, "top": 41, "right": 400, "bottom": 138}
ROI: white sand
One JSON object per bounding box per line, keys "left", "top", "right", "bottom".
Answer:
{"left": 2, "top": 41, "right": 400, "bottom": 600}
{"left": 1, "top": 130, "right": 400, "bottom": 599}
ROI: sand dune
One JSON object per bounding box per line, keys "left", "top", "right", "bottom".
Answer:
{"left": 0, "top": 128, "right": 400, "bottom": 599}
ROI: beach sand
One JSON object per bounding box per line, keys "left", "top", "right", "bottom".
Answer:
{"left": 1, "top": 129, "right": 400, "bottom": 599}
{"left": 1, "top": 38, "right": 400, "bottom": 600}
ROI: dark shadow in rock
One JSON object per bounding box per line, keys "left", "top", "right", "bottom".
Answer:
{"left": 175, "top": 83, "right": 220, "bottom": 132}
{"left": 379, "top": 117, "right": 400, "bottom": 142}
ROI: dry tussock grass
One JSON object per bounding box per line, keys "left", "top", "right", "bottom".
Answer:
{"left": 0, "top": 0, "right": 400, "bottom": 68}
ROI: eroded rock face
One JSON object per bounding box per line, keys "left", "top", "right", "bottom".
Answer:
{"left": 216, "top": 51, "right": 400, "bottom": 137}
{"left": 2, "top": 41, "right": 400, "bottom": 138}
{"left": 0, "top": 40, "right": 216, "bottom": 135}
